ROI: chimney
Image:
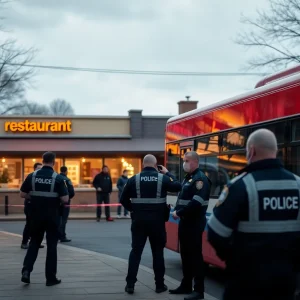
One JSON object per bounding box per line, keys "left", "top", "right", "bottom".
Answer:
{"left": 177, "top": 96, "right": 198, "bottom": 114}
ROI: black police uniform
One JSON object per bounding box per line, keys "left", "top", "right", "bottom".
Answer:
{"left": 170, "top": 168, "right": 211, "bottom": 299}
{"left": 207, "top": 159, "right": 300, "bottom": 300}
{"left": 20, "top": 166, "right": 68, "bottom": 283}
{"left": 59, "top": 172, "right": 75, "bottom": 241}
{"left": 120, "top": 167, "right": 181, "bottom": 292}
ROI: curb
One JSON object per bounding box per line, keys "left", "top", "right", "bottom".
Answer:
{"left": 0, "top": 230, "right": 218, "bottom": 300}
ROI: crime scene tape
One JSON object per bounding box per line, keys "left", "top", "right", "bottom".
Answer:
{"left": 0, "top": 203, "right": 122, "bottom": 207}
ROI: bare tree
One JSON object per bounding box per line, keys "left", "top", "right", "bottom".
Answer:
{"left": 0, "top": 1, "right": 36, "bottom": 114}
{"left": 12, "top": 100, "right": 49, "bottom": 115}
{"left": 49, "top": 99, "right": 75, "bottom": 115}
{"left": 236, "top": 0, "right": 300, "bottom": 71}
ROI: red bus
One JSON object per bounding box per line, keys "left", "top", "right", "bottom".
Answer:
{"left": 165, "top": 65, "right": 300, "bottom": 269}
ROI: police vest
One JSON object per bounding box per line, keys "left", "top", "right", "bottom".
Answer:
{"left": 131, "top": 172, "right": 167, "bottom": 222}
{"left": 237, "top": 173, "right": 300, "bottom": 234}
{"left": 29, "top": 170, "right": 59, "bottom": 198}
{"left": 175, "top": 173, "right": 209, "bottom": 210}
{"left": 132, "top": 173, "right": 166, "bottom": 205}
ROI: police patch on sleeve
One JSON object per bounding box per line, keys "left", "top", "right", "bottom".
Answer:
{"left": 195, "top": 181, "right": 203, "bottom": 190}
{"left": 215, "top": 185, "right": 229, "bottom": 207}
{"left": 169, "top": 177, "right": 173, "bottom": 181}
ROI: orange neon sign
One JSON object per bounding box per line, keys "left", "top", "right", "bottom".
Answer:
{"left": 5, "top": 120, "right": 72, "bottom": 132}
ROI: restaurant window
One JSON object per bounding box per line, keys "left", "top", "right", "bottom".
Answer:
{"left": 104, "top": 158, "right": 141, "bottom": 187}
{"left": 0, "top": 157, "right": 22, "bottom": 188}
{"left": 65, "top": 158, "right": 103, "bottom": 187}
{"left": 24, "top": 158, "right": 63, "bottom": 179}
{"left": 166, "top": 143, "right": 180, "bottom": 181}
{"left": 222, "top": 130, "right": 246, "bottom": 152}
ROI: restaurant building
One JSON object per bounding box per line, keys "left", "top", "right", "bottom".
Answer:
{"left": 0, "top": 100, "right": 198, "bottom": 214}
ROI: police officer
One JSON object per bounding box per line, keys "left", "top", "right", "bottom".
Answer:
{"left": 207, "top": 129, "right": 300, "bottom": 300}
{"left": 20, "top": 152, "right": 69, "bottom": 286}
{"left": 121, "top": 154, "right": 181, "bottom": 294}
{"left": 169, "top": 151, "right": 211, "bottom": 300}
{"left": 59, "top": 166, "right": 75, "bottom": 242}
{"left": 21, "top": 162, "right": 45, "bottom": 249}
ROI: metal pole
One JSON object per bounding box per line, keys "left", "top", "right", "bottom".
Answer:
{"left": 4, "top": 195, "right": 8, "bottom": 216}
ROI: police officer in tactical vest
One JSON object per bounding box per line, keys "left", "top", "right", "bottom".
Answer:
{"left": 59, "top": 166, "right": 75, "bottom": 242}
{"left": 170, "top": 151, "right": 211, "bottom": 300}
{"left": 20, "top": 152, "right": 69, "bottom": 286}
{"left": 121, "top": 154, "right": 181, "bottom": 294}
{"left": 21, "top": 162, "right": 45, "bottom": 249}
{"left": 207, "top": 129, "right": 300, "bottom": 300}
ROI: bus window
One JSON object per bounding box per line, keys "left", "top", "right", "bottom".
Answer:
{"left": 196, "top": 135, "right": 219, "bottom": 156}
{"left": 166, "top": 143, "right": 180, "bottom": 180}
{"left": 289, "top": 146, "right": 300, "bottom": 176}
{"left": 218, "top": 153, "right": 247, "bottom": 180}
{"left": 222, "top": 130, "right": 247, "bottom": 152}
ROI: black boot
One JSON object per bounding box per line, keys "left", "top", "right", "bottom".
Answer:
{"left": 125, "top": 283, "right": 134, "bottom": 294}
{"left": 46, "top": 278, "right": 61, "bottom": 286}
{"left": 184, "top": 291, "right": 204, "bottom": 300}
{"left": 169, "top": 285, "right": 192, "bottom": 294}
{"left": 156, "top": 284, "right": 168, "bottom": 293}
{"left": 21, "top": 270, "right": 30, "bottom": 284}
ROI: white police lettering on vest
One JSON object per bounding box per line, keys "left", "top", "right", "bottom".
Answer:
{"left": 263, "top": 196, "right": 299, "bottom": 210}
{"left": 140, "top": 176, "right": 158, "bottom": 182}
{"left": 35, "top": 178, "right": 52, "bottom": 184}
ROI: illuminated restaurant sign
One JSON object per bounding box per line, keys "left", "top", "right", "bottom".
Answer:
{"left": 4, "top": 120, "right": 72, "bottom": 132}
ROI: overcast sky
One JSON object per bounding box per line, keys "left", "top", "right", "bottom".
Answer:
{"left": 3, "top": 0, "right": 271, "bottom": 116}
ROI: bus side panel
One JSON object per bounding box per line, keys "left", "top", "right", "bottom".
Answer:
{"left": 166, "top": 218, "right": 179, "bottom": 252}
{"left": 166, "top": 198, "right": 225, "bottom": 269}
{"left": 203, "top": 227, "right": 226, "bottom": 269}
{"left": 166, "top": 195, "right": 179, "bottom": 252}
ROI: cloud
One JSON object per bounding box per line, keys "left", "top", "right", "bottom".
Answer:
{"left": 1, "top": 0, "right": 271, "bottom": 116}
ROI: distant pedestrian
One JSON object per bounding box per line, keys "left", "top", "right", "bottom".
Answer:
{"left": 92, "top": 166, "right": 114, "bottom": 222}
{"left": 117, "top": 170, "right": 129, "bottom": 218}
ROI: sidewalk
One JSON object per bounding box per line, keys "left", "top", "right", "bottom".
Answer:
{"left": 0, "top": 213, "right": 128, "bottom": 221}
{"left": 0, "top": 231, "right": 217, "bottom": 300}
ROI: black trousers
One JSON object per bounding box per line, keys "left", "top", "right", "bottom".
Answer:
{"left": 22, "top": 218, "right": 59, "bottom": 280}
{"left": 96, "top": 193, "right": 110, "bottom": 219}
{"left": 22, "top": 205, "right": 30, "bottom": 245}
{"left": 178, "top": 220, "right": 205, "bottom": 293}
{"left": 126, "top": 220, "right": 166, "bottom": 286}
{"left": 59, "top": 206, "right": 70, "bottom": 240}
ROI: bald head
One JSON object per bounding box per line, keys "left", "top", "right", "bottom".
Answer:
{"left": 143, "top": 154, "right": 157, "bottom": 168}
{"left": 246, "top": 128, "right": 278, "bottom": 163}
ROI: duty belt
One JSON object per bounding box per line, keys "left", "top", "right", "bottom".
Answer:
{"left": 176, "top": 196, "right": 209, "bottom": 206}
